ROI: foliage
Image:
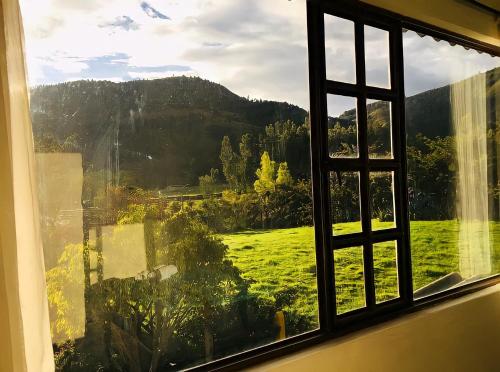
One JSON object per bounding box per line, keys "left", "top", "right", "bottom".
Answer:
{"left": 220, "top": 134, "right": 257, "bottom": 192}
{"left": 50, "top": 205, "right": 311, "bottom": 371}
{"left": 369, "top": 173, "right": 394, "bottom": 222}
{"left": 407, "top": 134, "right": 457, "bottom": 220}
{"left": 329, "top": 172, "right": 361, "bottom": 224}
{"left": 220, "top": 136, "right": 238, "bottom": 191}
{"left": 276, "top": 162, "right": 293, "bottom": 187}
{"left": 266, "top": 180, "right": 313, "bottom": 228}
{"left": 238, "top": 133, "right": 257, "bottom": 190}
{"left": 53, "top": 341, "right": 105, "bottom": 372}
{"left": 328, "top": 121, "right": 357, "bottom": 157}
{"left": 254, "top": 151, "right": 276, "bottom": 195}
{"left": 46, "top": 243, "right": 86, "bottom": 343}
{"left": 260, "top": 120, "right": 311, "bottom": 178}
{"left": 199, "top": 168, "right": 219, "bottom": 195}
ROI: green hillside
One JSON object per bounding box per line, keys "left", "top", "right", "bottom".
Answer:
{"left": 30, "top": 76, "right": 307, "bottom": 187}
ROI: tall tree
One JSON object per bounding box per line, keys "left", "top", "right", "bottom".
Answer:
{"left": 238, "top": 133, "right": 254, "bottom": 191}
{"left": 220, "top": 136, "right": 238, "bottom": 190}
{"left": 276, "top": 162, "right": 293, "bottom": 187}
{"left": 254, "top": 151, "right": 276, "bottom": 197}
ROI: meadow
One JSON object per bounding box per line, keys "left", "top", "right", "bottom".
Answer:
{"left": 222, "top": 220, "right": 500, "bottom": 320}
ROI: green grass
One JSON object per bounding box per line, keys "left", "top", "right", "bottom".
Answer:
{"left": 222, "top": 220, "right": 500, "bottom": 321}
{"left": 223, "top": 226, "right": 319, "bottom": 322}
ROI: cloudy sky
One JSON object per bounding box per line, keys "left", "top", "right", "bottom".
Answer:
{"left": 20, "top": 0, "right": 498, "bottom": 114}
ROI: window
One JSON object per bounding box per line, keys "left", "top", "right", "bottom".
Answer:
{"left": 18, "top": 0, "right": 499, "bottom": 370}
{"left": 320, "top": 10, "right": 411, "bottom": 322}
{"left": 403, "top": 30, "right": 500, "bottom": 298}
{"left": 22, "top": 0, "right": 319, "bottom": 370}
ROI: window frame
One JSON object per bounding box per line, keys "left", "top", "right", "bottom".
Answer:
{"left": 320, "top": 5, "right": 412, "bottom": 327}
{"left": 179, "top": 0, "right": 500, "bottom": 370}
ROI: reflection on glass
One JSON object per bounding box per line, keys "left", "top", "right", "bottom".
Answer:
{"left": 324, "top": 15, "right": 356, "bottom": 83}
{"left": 22, "top": 0, "right": 319, "bottom": 369}
{"left": 365, "top": 25, "right": 390, "bottom": 88}
{"left": 334, "top": 246, "right": 366, "bottom": 314}
{"left": 373, "top": 240, "right": 399, "bottom": 303}
{"left": 403, "top": 30, "right": 500, "bottom": 298}
{"left": 370, "top": 172, "right": 395, "bottom": 230}
{"left": 330, "top": 172, "right": 362, "bottom": 235}
{"left": 367, "top": 99, "right": 392, "bottom": 159}
{"left": 328, "top": 95, "right": 358, "bottom": 158}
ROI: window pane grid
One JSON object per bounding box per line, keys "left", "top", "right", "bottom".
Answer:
{"left": 323, "top": 11, "right": 410, "bottom": 320}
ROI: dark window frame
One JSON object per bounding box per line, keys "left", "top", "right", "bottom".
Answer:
{"left": 187, "top": 1, "right": 500, "bottom": 370}
{"left": 320, "top": 3, "right": 412, "bottom": 327}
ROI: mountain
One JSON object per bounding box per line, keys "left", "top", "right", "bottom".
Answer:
{"left": 30, "top": 76, "right": 308, "bottom": 187}
{"left": 30, "top": 68, "right": 497, "bottom": 188}
{"left": 335, "top": 68, "right": 498, "bottom": 141}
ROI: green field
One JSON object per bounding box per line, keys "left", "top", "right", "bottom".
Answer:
{"left": 222, "top": 220, "right": 500, "bottom": 321}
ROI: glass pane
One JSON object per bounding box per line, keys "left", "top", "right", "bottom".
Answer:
{"left": 328, "top": 95, "right": 358, "bottom": 158}
{"left": 365, "top": 25, "right": 390, "bottom": 88}
{"left": 367, "top": 99, "right": 392, "bottom": 159}
{"left": 403, "top": 30, "right": 500, "bottom": 298}
{"left": 334, "top": 246, "right": 366, "bottom": 314}
{"left": 22, "top": 0, "right": 319, "bottom": 369}
{"left": 324, "top": 15, "right": 356, "bottom": 83}
{"left": 373, "top": 240, "right": 399, "bottom": 303}
{"left": 330, "top": 171, "right": 362, "bottom": 235}
{"left": 370, "top": 172, "right": 395, "bottom": 230}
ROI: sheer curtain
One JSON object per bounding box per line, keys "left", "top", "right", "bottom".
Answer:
{"left": 451, "top": 72, "right": 492, "bottom": 279}
{"left": 0, "top": 0, "right": 54, "bottom": 371}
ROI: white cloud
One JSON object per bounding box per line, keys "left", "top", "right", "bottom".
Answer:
{"left": 403, "top": 30, "right": 498, "bottom": 96}
{"left": 21, "top": 0, "right": 496, "bottom": 112}
{"left": 20, "top": 0, "right": 311, "bottom": 108}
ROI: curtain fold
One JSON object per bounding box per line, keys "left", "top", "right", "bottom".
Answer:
{"left": 451, "top": 72, "right": 492, "bottom": 279}
{"left": 0, "top": 0, "right": 54, "bottom": 371}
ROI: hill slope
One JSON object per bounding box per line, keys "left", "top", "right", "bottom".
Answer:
{"left": 30, "top": 76, "right": 308, "bottom": 187}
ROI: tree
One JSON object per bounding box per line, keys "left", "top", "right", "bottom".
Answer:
{"left": 220, "top": 136, "right": 238, "bottom": 190}
{"left": 254, "top": 151, "right": 276, "bottom": 228}
{"left": 199, "top": 168, "right": 219, "bottom": 195}
{"left": 254, "top": 151, "right": 276, "bottom": 195}
{"left": 238, "top": 133, "right": 254, "bottom": 191}
{"left": 276, "top": 162, "right": 293, "bottom": 187}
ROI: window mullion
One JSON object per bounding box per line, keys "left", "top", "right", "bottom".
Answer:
{"left": 391, "top": 24, "right": 414, "bottom": 304}
{"left": 307, "top": 0, "right": 336, "bottom": 331}
{"left": 354, "top": 21, "right": 376, "bottom": 310}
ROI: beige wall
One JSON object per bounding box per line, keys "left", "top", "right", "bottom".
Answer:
{"left": 361, "top": 0, "right": 499, "bottom": 46}
{"left": 252, "top": 284, "right": 500, "bottom": 372}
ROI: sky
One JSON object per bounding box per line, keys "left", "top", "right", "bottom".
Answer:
{"left": 20, "top": 0, "right": 498, "bottom": 115}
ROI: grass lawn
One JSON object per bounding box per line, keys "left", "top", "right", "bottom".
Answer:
{"left": 222, "top": 220, "right": 500, "bottom": 321}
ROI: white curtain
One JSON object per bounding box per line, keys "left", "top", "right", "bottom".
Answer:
{"left": 451, "top": 72, "right": 492, "bottom": 279}
{"left": 0, "top": 0, "right": 54, "bottom": 371}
